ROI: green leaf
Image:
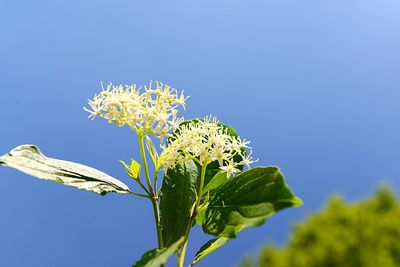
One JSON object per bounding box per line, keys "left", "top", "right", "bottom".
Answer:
{"left": 132, "top": 237, "right": 184, "bottom": 267}
{"left": 145, "top": 136, "right": 159, "bottom": 170}
{"left": 120, "top": 159, "right": 141, "bottom": 180}
{"left": 202, "top": 166, "right": 303, "bottom": 238}
{"left": 160, "top": 160, "right": 200, "bottom": 246}
{"left": 190, "top": 237, "right": 229, "bottom": 266}
{"left": 203, "top": 171, "right": 229, "bottom": 194}
{"left": 0, "top": 144, "right": 131, "bottom": 195}
{"left": 195, "top": 207, "right": 206, "bottom": 225}
{"left": 195, "top": 171, "right": 228, "bottom": 226}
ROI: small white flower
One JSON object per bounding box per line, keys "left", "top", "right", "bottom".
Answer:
{"left": 220, "top": 160, "right": 241, "bottom": 178}
{"left": 238, "top": 151, "right": 258, "bottom": 168}
{"left": 84, "top": 81, "right": 188, "bottom": 140}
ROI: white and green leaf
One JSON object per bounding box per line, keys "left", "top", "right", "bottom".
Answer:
{"left": 0, "top": 144, "right": 131, "bottom": 195}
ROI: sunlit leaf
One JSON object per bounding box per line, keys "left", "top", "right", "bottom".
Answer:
{"left": 190, "top": 237, "right": 229, "bottom": 266}
{"left": 203, "top": 171, "right": 228, "bottom": 194}
{"left": 202, "top": 166, "right": 302, "bottom": 238}
{"left": 0, "top": 144, "right": 131, "bottom": 195}
{"left": 132, "top": 237, "right": 184, "bottom": 267}
{"left": 120, "top": 159, "right": 141, "bottom": 179}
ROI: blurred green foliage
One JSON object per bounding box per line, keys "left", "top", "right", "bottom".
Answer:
{"left": 241, "top": 188, "right": 400, "bottom": 267}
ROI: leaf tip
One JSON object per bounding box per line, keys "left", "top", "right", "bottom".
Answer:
{"left": 293, "top": 196, "right": 304, "bottom": 207}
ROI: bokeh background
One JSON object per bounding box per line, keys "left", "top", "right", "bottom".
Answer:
{"left": 1, "top": 1, "right": 400, "bottom": 266}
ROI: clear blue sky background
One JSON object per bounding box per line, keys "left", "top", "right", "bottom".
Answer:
{"left": 1, "top": 1, "right": 400, "bottom": 266}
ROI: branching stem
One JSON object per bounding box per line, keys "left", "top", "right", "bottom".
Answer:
{"left": 178, "top": 163, "right": 208, "bottom": 267}
{"left": 138, "top": 134, "right": 164, "bottom": 251}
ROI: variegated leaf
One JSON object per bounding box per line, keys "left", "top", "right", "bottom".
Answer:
{"left": 0, "top": 144, "right": 131, "bottom": 195}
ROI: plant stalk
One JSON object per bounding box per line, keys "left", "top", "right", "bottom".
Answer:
{"left": 151, "top": 196, "right": 164, "bottom": 249}
{"left": 138, "top": 135, "right": 154, "bottom": 193}
{"left": 138, "top": 135, "right": 164, "bottom": 250}
{"left": 178, "top": 164, "right": 207, "bottom": 267}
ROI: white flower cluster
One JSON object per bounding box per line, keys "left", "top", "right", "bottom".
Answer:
{"left": 159, "top": 117, "right": 257, "bottom": 177}
{"left": 84, "top": 81, "right": 188, "bottom": 140}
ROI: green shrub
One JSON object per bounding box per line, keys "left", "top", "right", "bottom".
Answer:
{"left": 241, "top": 188, "right": 400, "bottom": 267}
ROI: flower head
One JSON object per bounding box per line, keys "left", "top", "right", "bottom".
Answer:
{"left": 84, "top": 81, "right": 188, "bottom": 140}
{"left": 159, "top": 116, "right": 257, "bottom": 177}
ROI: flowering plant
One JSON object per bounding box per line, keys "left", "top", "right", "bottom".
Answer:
{"left": 0, "top": 81, "right": 302, "bottom": 267}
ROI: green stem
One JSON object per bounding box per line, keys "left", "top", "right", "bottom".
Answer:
{"left": 128, "top": 191, "right": 150, "bottom": 199}
{"left": 138, "top": 134, "right": 164, "bottom": 250}
{"left": 151, "top": 196, "right": 164, "bottom": 249}
{"left": 178, "top": 163, "right": 207, "bottom": 267}
{"left": 178, "top": 236, "right": 189, "bottom": 267}
{"left": 138, "top": 135, "right": 154, "bottom": 193}
{"left": 136, "top": 179, "right": 151, "bottom": 196}
{"left": 153, "top": 171, "right": 159, "bottom": 193}
{"left": 196, "top": 165, "right": 207, "bottom": 207}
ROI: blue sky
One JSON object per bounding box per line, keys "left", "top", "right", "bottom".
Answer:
{"left": 1, "top": 1, "right": 400, "bottom": 266}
